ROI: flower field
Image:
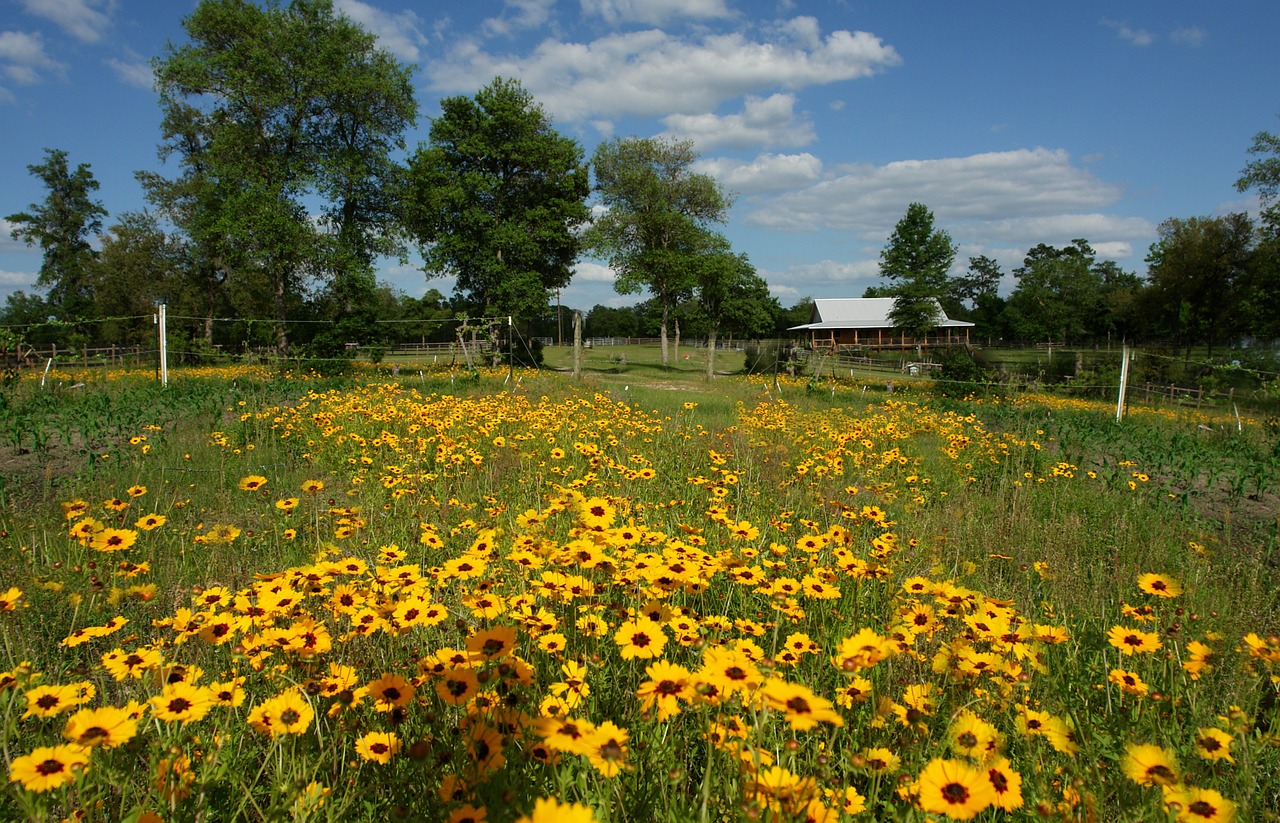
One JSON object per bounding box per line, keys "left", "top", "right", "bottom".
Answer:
{"left": 0, "top": 366, "right": 1277, "bottom": 822}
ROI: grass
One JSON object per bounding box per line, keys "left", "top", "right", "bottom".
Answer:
{"left": 0, "top": 362, "right": 1277, "bottom": 822}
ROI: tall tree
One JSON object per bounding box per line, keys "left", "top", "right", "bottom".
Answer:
{"left": 1145, "top": 214, "right": 1254, "bottom": 356}
{"left": 685, "top": 233, "right": 773, "bottom": 379}
{"left": 955, "top": 255, "right": 1003, "bottom": 307}
{"left": 1004, "top": 240, "right": 1100, "bottom": 344}
{"left": 1237, "top": 118, "right": 1280, "bottom": 232}
{"left": 586, "top": 137, "right": 730, "bottom": 366}
{"left": 404, "top": 77, "right": 589, "bottom": 323}
{"left": 879, "top": 203, "right": 956, "bottom": 356}
{"left": 5, "top": 148, "right": 108, "bottom": 321}
{"left": 152, "top": 0, "right": 416, "bottom": 353}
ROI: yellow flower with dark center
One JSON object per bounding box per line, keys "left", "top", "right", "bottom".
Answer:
{"left": 367, "top": 673, "right": 415, "bottom": 712}
{"left": 466, "top": 626, "right": 518, "bottom": 662}
{"left": 8, "top": 744, "right": 90, "bottom": 793}
{"left": 582, "top": 720, "right": 628, "bottom": 777}
{"left": 355, "top": 731, "right": 400, "bottom": 764}
{"left": 23, "top": 685, "right": 77, "bottom": 719}
{"left": 636, "top": 660, "right": 691, "bottom": 721}
{"left": 237, "top": 474, "right": 266, "bottom": 491}
{"left": 762, "top": 679, "right": 844, "bottom": 731}
{"left": 135, "top": 513, "right": 166, "bottom": 531}
{"left": 1193, "top": 727, "right": 1234, "bottom": 763}
{"left": 1107, "top": 625, "right": 1162, "bottom": 656}
{"left": 62, "top": 705, "right": 138, "bottom": 749}
{"left": 1163, "top": 786, "right": 1237, "bottom": 823}
{"left": 150, "top": 682, "right": 214, "bottom": 724}
{"left": 0, "top": 587, "right": 22, "bottom": 611}
{"left": 91, "top": 527, "right": 138, "bottom": 553}
{"left": 301, "top": 479, "right": 324, "bottom": 493}
{"left": 916, "top": 757, "right": 996, "bottom": 820}
{"left": 434, "top": 667, "right": 479, "bottom": 706}
{"left": 249, "top": 689, "right": 314, "bottom": 736}
{"left": 1137, "top": 572, "right": 1183, "bottom": 598}
{"left": 1121, "top": 742, "right": 1180, "bottom": 786}
{"left": 613, "top": 617, "right": 667, "bottom": 661}
{"left": 1109, "top": 668, "right": 1149, "bottom": 696}
{"left": 516, "top": 797, "right": 597, "bottom": 823}
{"left": 695, "top": 646, "right": 762, "bottom": 699}
{"left": 983, "top": 757, "right": 1024, "bottom": 811}
{"left": 947, "top": 710, "right": 1001, "bottom": 760}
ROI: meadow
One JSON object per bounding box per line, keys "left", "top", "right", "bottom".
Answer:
{"left": 0, "top": 359, "right": 1277, "bottom": 822}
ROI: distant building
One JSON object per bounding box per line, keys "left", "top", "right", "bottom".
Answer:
{"left": 789, "top": 297, "right": 973, "bottom": 350}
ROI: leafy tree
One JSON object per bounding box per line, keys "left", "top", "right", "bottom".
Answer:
{"left": 404, "top": 77, "right": 589, "bottom": 325}
{"left": 5, "top": 148, "right": 108, "bottom": 321}
{"left": 1145, "top": 214, "right": 1254, "bottom": 356}
{"left": 778, "top": 297, "right": 814, "bottom": 336}
{"left": 683, "top": 233, "right": 773, "bottom": 378}
{"left": 586, "top": 136, "right": 730, "bottom": 366}
{"left": 1004, "top": 240, "right": 1114, "bottom": 345}
{"left": 585, "top": 305, "right": 640, "bottom": 338}
{"left": 879, "top": 203, "right": 956, "bottom": 355}
{"left": 93, "top": 211, "right": 188, "bottom": 345}
{"left": 1237, "top": 118, "right": 1280, "bottom": 232}
{"left": 955, "top": 255, "right": 1003, "bottom": 308}
{"left": 152, "top": 0, "right": 416, "bottom": 352}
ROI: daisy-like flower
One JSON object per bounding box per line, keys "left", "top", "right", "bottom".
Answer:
{"left": 135, "top": 513, "right": 167, "bottom": 531}
{"left": 761, "top": 679, "right": 844, "bottom": 731}
{"left": 1164, "top": 785, "right": 1237, "bottom": 822}
{"left": 1107, "top": 625, "right": 1162, "bottom": 656}
{"left": 915, "top": 757, "right": 996, "bottom": 820}
{"left": 126, "top": 485, "right": 147, "bottom": 498}
{"left": 435, "top": 667, "right": 480, "bottom": 706}
{"left": 8, "top": 744, "right": 90, "bottom": 793}
{"left": 948, "top": 710, "right": 1001, "bottom": 760}
{"left": 1121, "top": 742, "right": 1180, "bottom": 787}
{"left": 1137, "top": 572, "right": 1182, "bottom": 598}
{"left": 1109, "top": 668, "right": 1150, "bottom": 697}
{"left": 238, "top": 475, "right": 268, "bottom": 492}
{"left": 0, "top": 587, "right": 22, "bottom": 611}
{"left": 355, "top": 731, "right": 400, "bottom": 764}
{"left": 1193, "top": 727, "right": 1235, "bottom": 763}
{"left": 62, "top": 705, "right": 139, "bottom": 749}
{"left": 23, "top": 685, "right": 78, "bottom": 719}
{"left": 91, "top": 528, "right": 138, "bottom": 553}
{"left": 301, "top": 479, "right": 325, "bottom": 494}
{"left": 516, "top": 797, "right": 597, "bottom": 823}
{"left": 613, "top": 616, "right": 667, "bottom": 661}
{"left": 249, "top": 690, "right": 314, "bottom": 737}
{"left": 983, "top": 757, "right": 1024, "bottom": 811}
{"left": 582, "top": 720, "right": 629, "bottom": 777}
{"left": 636, "top": 660, "right": 692, "bottom": 721}
{"left": 367, "top": 673, "right": 415, "bottom": 712}
{"left": 150, "top": 682, "right": 214, "bottom": 724}
{"left": 275, "top": 497, "right": 299, "bottom": 513}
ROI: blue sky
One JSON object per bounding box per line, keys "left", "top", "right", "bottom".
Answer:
{"left": 2, "top": 0, "right": 1276, "bottom": 313}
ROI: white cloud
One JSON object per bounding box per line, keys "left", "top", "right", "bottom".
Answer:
{"left": 748, "top": 148, "right": 1122, "bottom": 233}
{"left": 483, "top": 0, "right": 556, "bottom": 37}
{"left": 335, "top": 0, "right": 428, "bottom": 62}
{"left": 761, "top": 259, "right": 882, "bottom": 296}
{"left": 973, "top": 214, "right": 1153, "bottom": 245}
{"left": 574, "top": 261, "right": 617, "bottom": 283}
{"left": 696, "top": 152, "right": 822, "bottom": 194}
{"left": 0, "top": 269, "right": 37, "bottom": 288}
{"left": 0, "top": 30, "right": 66, "bottom": 86}
{"left": 106, "top": 50, "right": 152, "bottom": 90}
{"left": 1171, "top": 26, "right": 1208, "bottom": 47}
{"left": 427, "top": 19, "right": 901, "bottom": 123}
{"left": 18, "top": 0, "right": 111, "bottom": 44}
{"left": 661, "top": 93, "right": 815, "bottom": 150}
{"left": 1102, "top": 19, "right": 1155, "bottom": 46}
{"left": 580, "top": 0, "right": 732, "bottom": 26}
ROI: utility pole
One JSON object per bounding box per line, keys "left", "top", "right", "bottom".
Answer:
{"left": 158, "top": 301, "right": 168, "bottom": 386}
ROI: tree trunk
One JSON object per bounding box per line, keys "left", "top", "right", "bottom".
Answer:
{"left": 706, "top": 322, "right": 717, "bottom": 380}
{"left": 274, "top": 268, "right": 289, "bottom": 354}
{"left": 660, "top": 301, "right": 670, "bottom": 366}
{"left": 674, "top": 317, "right": 680, "bottom": 363}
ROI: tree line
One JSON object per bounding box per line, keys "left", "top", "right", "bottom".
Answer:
{"left": 5, "top": 0, "right": 1279, "bottom": 367}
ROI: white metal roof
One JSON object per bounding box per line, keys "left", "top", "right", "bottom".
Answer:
{"left": 789, "top": 297, "right": 974, "bottom": 331}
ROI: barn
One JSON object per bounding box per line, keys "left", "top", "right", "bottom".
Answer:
{"left": 789, "top": 297, "right": 974, "bottom": 351}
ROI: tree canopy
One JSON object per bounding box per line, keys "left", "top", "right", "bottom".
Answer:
{"left": 5, "top": 148, "right": 108, "bottom": 321}
{"left": 586, "top": 136, "right": 730, "bottom": 365}
{"left": 404, "top": 77, "right": 590, "bottom": 323}
{"left": 879, "top": 203, "right": 955, "bottom": 351}
{"left": 151, "top": 0, "right": 416, "bottom": 352}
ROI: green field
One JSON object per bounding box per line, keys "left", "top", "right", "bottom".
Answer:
{"left": 0, "top": 362, "right": 1276, "bottom": 822}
